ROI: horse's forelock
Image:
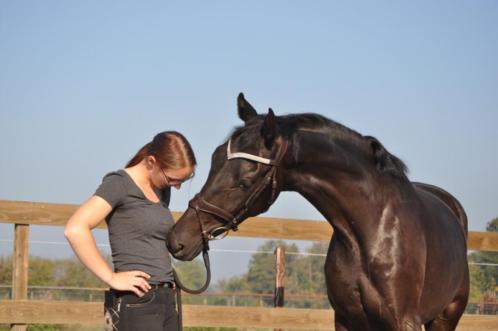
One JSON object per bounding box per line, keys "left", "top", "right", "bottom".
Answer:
{"left": 228, "top": 119, "right": 266, "bottom": 150}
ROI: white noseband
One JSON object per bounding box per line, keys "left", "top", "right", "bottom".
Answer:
{"left": 227, "top": 139, "right": 272, "bottom": 165}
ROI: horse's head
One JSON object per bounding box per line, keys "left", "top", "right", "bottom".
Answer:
{"left": 167, "top": 93, "right": 287, "bottom": 261}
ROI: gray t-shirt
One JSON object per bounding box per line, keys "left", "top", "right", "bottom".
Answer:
{"left": 95, "top": 169, "right": 174, "bottom": 283}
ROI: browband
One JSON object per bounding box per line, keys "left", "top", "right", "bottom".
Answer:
{"left": 227, "top": 139, "right": 274, "bottom": 165}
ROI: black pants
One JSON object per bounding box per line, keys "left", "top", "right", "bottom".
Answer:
{"left": 104, "top": 287, "right": 179, "bottom": 331}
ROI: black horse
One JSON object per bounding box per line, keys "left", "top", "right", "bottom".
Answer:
{"left": 167, "top": 94, "right": 469, "bottom": 331}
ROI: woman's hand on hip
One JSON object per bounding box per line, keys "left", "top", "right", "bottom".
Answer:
{"left": 108, "top": 271, "right": 152, "bottom": 297}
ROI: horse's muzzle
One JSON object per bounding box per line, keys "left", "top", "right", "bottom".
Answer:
{"left": 166, "top": 232, "right": 184, "bottom": 255}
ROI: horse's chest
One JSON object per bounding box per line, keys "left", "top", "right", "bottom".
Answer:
{"left": 325, "top": 247, "right": 392, "bottom": 312}
{"left": 324, "top": 250, "right": 363, "bottom": 307}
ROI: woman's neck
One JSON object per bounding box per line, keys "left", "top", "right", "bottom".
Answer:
{"left": 125, "top": 162, "right": 157, "bottom": 194}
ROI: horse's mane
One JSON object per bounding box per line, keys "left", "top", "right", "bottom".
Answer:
{"left": 230, "top": 113, "right": 408, "bottom": 179}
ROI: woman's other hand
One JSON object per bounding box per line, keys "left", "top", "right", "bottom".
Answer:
{"left": 108, "top": 271, "right": 152, "bottom": 297}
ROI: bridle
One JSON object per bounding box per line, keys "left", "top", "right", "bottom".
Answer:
{"left": 173, "top": 138, "right": 288, "bottom": 292}
{"left": 189, "top": 137, "right": 289, "bottom": 242}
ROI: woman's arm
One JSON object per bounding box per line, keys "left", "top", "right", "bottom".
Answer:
{"left": 64, "top": 196, "right": 151, "bottom": 296}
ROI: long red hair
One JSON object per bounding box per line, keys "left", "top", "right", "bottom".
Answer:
{"left": 126, "top": 131, "right": 196, "bottom": 170}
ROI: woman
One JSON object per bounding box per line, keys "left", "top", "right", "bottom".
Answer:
{"left": 65, "top": 131, "right": 196, "bottom": 331}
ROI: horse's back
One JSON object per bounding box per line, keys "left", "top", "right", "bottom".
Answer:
{"left": 412, "top": 182, "right": 468, "bottom": 238}
{"left": 412, "top": 182, "right": 469, "bottom": 322}
{"left": 412, "top": 181, "right": 467, "bottom": 263}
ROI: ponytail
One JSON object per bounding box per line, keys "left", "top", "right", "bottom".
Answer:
{"left": 126, "top": 142, "right": 151, "bottom": 168}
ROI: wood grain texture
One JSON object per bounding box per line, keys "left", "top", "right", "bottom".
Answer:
{"left": 1, "top": 200, "right": 497, "bottom": 251}
{"left": 12, "top": 225, "right": 29, "bottom": 300}
{"left": 1, "top": 301, "right": 497, "bottom": 330}
{"left": 10, "top": 225, "right": 30, "bottom": 331}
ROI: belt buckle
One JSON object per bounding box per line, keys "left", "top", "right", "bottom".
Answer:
{"left": 150, "top": 282, "right": 175, "bottom": 289}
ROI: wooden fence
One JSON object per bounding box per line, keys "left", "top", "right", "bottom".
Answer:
{"left": 1, "top": 199, "right": 498, "bottom": 330}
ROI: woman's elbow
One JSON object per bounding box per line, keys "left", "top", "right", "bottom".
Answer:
{"left": 64, "top": 222, "right": 80, "bottom": 241}
{"left": 64, "top": 226, "right": 73, "bottom": 240}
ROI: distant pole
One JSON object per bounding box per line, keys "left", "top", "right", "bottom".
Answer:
{"left": 11, "top": 224, "right": 29, "bottom": 331}
{"left": 274, "top": 246, "right": 285, "bottom": 331}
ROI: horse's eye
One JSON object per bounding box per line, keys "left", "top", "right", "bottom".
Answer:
{"left": 238, "top": 179, "right": 252, "bottom": 190}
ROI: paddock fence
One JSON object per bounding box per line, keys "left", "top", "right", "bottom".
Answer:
{"left": 1, "top": 200, "right": 498, "bottom": 330}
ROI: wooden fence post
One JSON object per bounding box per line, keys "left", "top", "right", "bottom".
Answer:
{"left": 274, "top": 246, "right": 285, "bottom": 331}
{"left": 10, "top": 223, "right": 29, "bottom": 331}
{"left": 274, "top": 246, "right": 285, "bottom": 308}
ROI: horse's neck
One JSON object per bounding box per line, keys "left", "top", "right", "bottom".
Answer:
{"left": 288, "top": 169, "right": 383, "bottom": 244}
{"left": 283, "top": 131, "right": 410, "bottom": 247}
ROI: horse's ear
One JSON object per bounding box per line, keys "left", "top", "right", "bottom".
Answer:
{"left": 237, "top": 92, "right": 258, "bottom": 123}
{"left": 261, "top": 108, "right": 276, "bottom": 149}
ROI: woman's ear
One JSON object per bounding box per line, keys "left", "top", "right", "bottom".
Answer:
{"left": 145, "top": 155, "right": 157, "bottom": 169}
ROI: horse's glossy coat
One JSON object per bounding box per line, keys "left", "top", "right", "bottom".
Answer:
{"left": 167, "top": 94, "right": 469, "bottom": 331}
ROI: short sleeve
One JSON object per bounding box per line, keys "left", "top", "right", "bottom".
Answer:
{"left": 94, "top": 172, "right": 126, "bottom": 208}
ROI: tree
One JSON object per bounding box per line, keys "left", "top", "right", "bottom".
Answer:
{"left": 0, "top": 255, "right": 12, "bottom": 285}
{"left": 55, "top": 257, "right": 105, "bottom": 288}
{"left": 468, "top": 217, "right": 498, "bottom": 301}
{"left": 246, "top": 240, "right": 299, "bottom": 295}
{"left": 29, "top": 257, "right": 56, "bottom": 286}
{"left": 217, "top": 275, "right": 250, "bottom": 293}
{"left": 302, "top": 241, "right": 328, "bottom": 294}
{"left": 173, "top": 258, "right": 208, "bottom": 290}
{"left": 216, "top": 240, "right": 331, "bottom": 308}
{"left": 486, "top": 217, "right": 498, "bottom": 232}
{"left": 469, "top": 263, "right": 488, "bottom": 302}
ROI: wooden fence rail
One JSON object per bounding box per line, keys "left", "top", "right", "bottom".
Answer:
{"left": 0, "top": 300, "right": 498, "bottom": 330}
{"left": 1, "top": 200, "right": 498, "bottom": 250}
{"left": 1, "top": 199, "right": 498, "bottom": 330}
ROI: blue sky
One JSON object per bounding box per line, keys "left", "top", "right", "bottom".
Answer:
{"left": 1, "top": 1, "right": 497, "bottom": 281}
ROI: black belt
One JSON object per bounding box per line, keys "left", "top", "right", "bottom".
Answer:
{"left": 150, "top": 281, "right": 175, "bottom": 289}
